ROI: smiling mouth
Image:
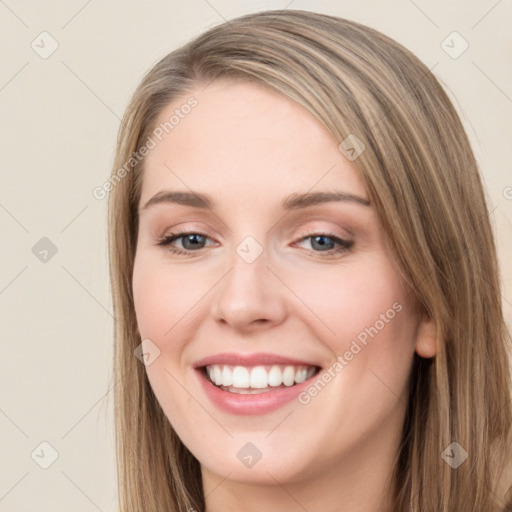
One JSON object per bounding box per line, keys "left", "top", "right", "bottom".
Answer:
{"left": 202, "top": 364, "right": 320, "bottom": 394}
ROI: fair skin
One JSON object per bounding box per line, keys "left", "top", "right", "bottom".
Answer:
{"left": 132, "top": 79, "right": 437, "bottom": 512}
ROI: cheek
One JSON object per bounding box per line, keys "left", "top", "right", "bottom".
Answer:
{"left": 284, "top": 257, "right": 418, "bottom": 403}
{"left": 132, "top": 254, "right": 201, "bottom": 340}
{"left": 132, "top": 262, "right": 167, "bottom": 340}
{"left": 280, "top": 258, "right": 410, "bottom": 344}
{"left": 132, "top": 256, "right": 203, "bottom": 432}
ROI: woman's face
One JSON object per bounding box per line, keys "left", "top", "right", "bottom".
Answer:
{"left": 132, "top": 79, "right": 435, "bottom": 489}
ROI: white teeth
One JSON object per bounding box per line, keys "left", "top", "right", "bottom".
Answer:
{"left": 232, "top": 366, "right": 250, "bottom": 388}
{"left": 204, "top": 364, "right": 317, "bottom": 390}
{"left": 222, "top": 365, "right": 232, "bottom": 386}
{"left": 213, "top": 365, "right": 223, "bottom": 386}
{"left": 282, "top": 366, "right": 296, "bottom": 386}
{"left": 294, "top": 367, "right": 308, "bottom": 384}
{"left": 250, "top": 366, "right": 268, "bottom": 388}
{"left": 268, "top": 365, "right": 282, "bottom": 386}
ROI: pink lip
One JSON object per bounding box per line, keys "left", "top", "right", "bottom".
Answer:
{"left": 193, "top": 352, "right": 318, "bottom": 368}
{"left": 196, "top": 371, "right": 318, "bottom": 415}
{"left": 193, "top": 352, "right": 321, "bottom": 416}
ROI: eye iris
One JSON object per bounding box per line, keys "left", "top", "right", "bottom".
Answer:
{"left": 311, "top": 235, "right": 334, "bottom": 251}
{"left": 182, "top": 234, "right": 205, "bottom": 250}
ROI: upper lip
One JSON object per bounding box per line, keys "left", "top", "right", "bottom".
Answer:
{"left": 193, "top": 352, "right": 320, "bottom": 368}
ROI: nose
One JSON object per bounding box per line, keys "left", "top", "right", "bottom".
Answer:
{"left": 211, "top": 243, "right": 288, "bottom": 332}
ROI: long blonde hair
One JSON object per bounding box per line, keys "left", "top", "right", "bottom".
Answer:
{"left": 107, "top": 9, "right": 512, "bottom": 511}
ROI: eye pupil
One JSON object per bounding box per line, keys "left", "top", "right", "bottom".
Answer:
{"left": 311, "top": 235, "right": 334, "bottom": 251}
{"left": 183, "top": 234, "right": 205, "bottom": 249}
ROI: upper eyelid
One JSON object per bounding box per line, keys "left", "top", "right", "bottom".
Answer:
{"left": 158, "top": 220, "right": 352, "bottom": 239}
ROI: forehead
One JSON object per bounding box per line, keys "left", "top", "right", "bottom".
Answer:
{"left": 140, "top": 79, "right": 367, "bottom": 206}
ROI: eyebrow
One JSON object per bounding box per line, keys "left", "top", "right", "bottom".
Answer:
{"left": 139, "top": 190, "right": 371, "bottom": 213}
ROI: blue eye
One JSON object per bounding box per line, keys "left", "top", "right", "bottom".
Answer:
{"left": 156, "top": 231, "right": 353, "bottom": 257}
{"left": 296, "top": 234, "right": 354, "bottom": 255}
{"left": 156, "top": 232, "right": 212, "bottom": 254}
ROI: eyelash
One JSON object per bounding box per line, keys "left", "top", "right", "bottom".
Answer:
{"left": 155, "top": 230, "right": 354, "bottom": 258}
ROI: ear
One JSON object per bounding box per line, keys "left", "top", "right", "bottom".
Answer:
{"left": 415, "top": 314, "right": 437, "bottom": 358}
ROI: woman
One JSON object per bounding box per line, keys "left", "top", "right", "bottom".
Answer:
{"left": 107, "top": 9, "right": 512, "bottom": 511}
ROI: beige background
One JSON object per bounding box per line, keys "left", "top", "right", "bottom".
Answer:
{"left": 0, "top": 1, "right": 510, "bottom": 510}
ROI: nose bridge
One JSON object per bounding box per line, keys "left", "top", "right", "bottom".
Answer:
{"left": 211, "top": 233, "right": 286, "bottom": 329}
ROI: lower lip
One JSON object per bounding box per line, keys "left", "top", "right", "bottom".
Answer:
{"left": 195, "top": 368, "right": 318, "bottom": 415}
